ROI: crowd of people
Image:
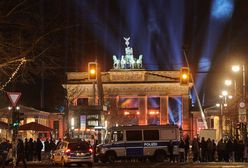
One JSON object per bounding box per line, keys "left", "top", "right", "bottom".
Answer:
{"left": 0, "top": 137, "right": 62, "bottom": 167}
{"left": 1, "top": 135, "right": 248, "bottom": 166}
{"left": 168, "top": 136, "right": 248, "bottom": 163}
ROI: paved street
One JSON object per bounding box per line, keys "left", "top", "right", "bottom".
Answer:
{"left": 5, "top": 162, "right": 248, "bottom": 168}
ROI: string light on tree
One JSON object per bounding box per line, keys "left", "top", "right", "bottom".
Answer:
{"left": 0, "top": 57, "right": 26, "bottom": 91}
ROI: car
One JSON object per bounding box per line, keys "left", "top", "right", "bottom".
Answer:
{"left": 51, "top": 139, "right": 93, "bottom": 167}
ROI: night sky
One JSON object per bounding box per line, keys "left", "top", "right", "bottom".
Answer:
{"left": 1, "top": 0, "right": 248, "bottom": 111}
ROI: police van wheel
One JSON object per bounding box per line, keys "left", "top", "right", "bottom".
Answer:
{"left": 154, "top": 151, "right": 166, "bottom": 162}
{"left": 106, "top": 152, "right": 116, "bottom": 163}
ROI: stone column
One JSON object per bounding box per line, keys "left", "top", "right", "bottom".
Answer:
{"left": 160, "top": 96, "right": 168, "bottom": 125}
{"left": 139, "top": 96, "right": 147, "bottom": 125}
{"left": 59, "top": 117, "right": 64, "bottom": 139}
{"left": 108, "top": 96, "right": 119, "bottom": 127}
{"left": 182, "top": 95, "right": 190, "bottom": 134}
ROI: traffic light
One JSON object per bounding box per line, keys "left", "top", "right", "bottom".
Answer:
{"left": 180, "top": 67, "right": 190, "bottom": 85}
{"left": 12, "top": 110, "right": 19, "bottom": 128}
{"left": 88, "top": 62, "right": 97, "bottom": 80}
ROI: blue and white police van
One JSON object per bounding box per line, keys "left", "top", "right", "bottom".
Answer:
{"left": 96, "top": 124, "right": 180, "bottom": 163}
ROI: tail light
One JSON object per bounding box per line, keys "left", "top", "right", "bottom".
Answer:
{"left": 89, "top": 148, "right": 93, "bottom": 153}
{"left": 65, "top": 148, "right": 71, "bottom": 155}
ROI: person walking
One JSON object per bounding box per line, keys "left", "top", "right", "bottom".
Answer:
{"left": 16, "top": 139, "right": 27, "bottom": 168}
{"left": 36, "top": 138, "right": 43, "bottom": 161}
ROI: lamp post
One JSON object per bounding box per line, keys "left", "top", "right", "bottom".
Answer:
{"left": 242, "top": 65, "right": 246, "bottom": 102}
{"left": 232, "top": 64, "right": 246, "bottom": 140}
{"left": 217, "top": 90, "right": 229, "bottom": 139}
{"left": 232, "top": 65, "right": 246, "bottom": 101}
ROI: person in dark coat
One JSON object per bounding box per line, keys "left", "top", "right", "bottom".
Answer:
{"left": 168, "top": 140, "right": 174, "bottom": 162}
{"left": 24, "top": 138, "right": 29, "bottom": 161}
{"left": 226, "top": 139, "right": 233, "bottom": 162}
{"left": 184, "top": 135, "right": 190, "bottom": 162}
{"left": 56, "top": 138, "right": 62, "bottom": 148}
{"left": 192, "top": 137, "right": 200, "bottom": 162}
{"left": 28, "top": 138, "right": 34, "bottom": 161}
{"left": 206, "top": 138, "right": 213, "bottom": 162}
{"left": 212, "top": 140, "right": 217, "bottom": 161}
{"left": 178, "top": 139, "right": 185, "bottom": 162}
{"left": 44, "top": 138, "right": 50, "bottom": 159}
{"left": 49, "top": 139, "right": 56, "bottom": 151}
{"left": 33, "top": 140, "right": 37, "bottom": 161}
{"left": 16, "top": 139, "right": 27, "bottom": 168}
{"left": 0, "top": 139, "right": 10, "bottom": 168}
{"left": 217, "top": 139, "right": 225, "bottom": 161}
{"left": 36, "top": 138, "right": 43, "bottom": 161}
{"left": 200, "top": 137, "right": 207, "bottom": 162}
{"left": 44, "top": 139, "right": 50, "bottom": 152}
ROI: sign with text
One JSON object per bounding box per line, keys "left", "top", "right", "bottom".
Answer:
{"left": 7, "top": 92, "right": 21, "bottom": 107}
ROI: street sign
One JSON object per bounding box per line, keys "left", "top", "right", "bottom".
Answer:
{"left": 239, "top": 101, "right": 246, "bottom": 108}
{"left": 7, "top": 92, "right": 21, "bottom": 107}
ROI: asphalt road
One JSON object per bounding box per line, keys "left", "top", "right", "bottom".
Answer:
{"left": 6, "top": 162, "right": 248, "bottom": 168}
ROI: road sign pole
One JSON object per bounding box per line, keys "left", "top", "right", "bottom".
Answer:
{"left": 6, "top": 92, "right": 21, "bottom": 167}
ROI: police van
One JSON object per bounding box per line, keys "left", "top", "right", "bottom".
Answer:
{"left": 96, "top": 124, "right": 180, "bottom": 163}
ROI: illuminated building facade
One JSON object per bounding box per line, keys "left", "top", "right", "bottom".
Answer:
{"left": 0, "top": 105, "right": 64, "bottom": 140}
{"left": 64, "top": 70, "right": 193, "bottom": 137}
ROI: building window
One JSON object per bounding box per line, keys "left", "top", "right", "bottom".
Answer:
{"left": 77, "top": 98, "right": 88, "bottom": 106}
{"left": 148, "top": 97, "right": 160, "bottom": 109}
{"left": 147, "top": 97, "right": 160, "bottom": 125}
{"left": 112, "top": 131, "right": 123, "bottom": 142}
{"left": 168, "top": 96, "right": 182, "bottom": 127}
{"left": 126, "top": 130, "right": 142, "bottom": 141}
{"left": 123, "top": 111, "right": 139, "bottom": 126}
{"left": 143, "top": 130, "right": 159, "bottom": 141}
{"left": 119, "top": 97, "right": 138, "bottom": 109}
{"left": 147, "top": 111, "right": 160, "bottom": 125}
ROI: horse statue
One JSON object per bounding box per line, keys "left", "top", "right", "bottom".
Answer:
{"left": 113, "top": 55, "right": 120, "bottom": 69}
{"left": 130, "top": 57, "right": 136, "bottom": 69}
{"left": 121, "top": 55, "right": 126, "bottom": 69}
{"left": 136, "top": 55, "right": 143, "bottom": 69}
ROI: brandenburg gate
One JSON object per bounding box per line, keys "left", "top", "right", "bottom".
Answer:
{"left": 63, "top": 37, "right": 193, "bottom": 138}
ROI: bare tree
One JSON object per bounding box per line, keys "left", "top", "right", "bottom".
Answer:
{"left": 0, "top": 0, "right": 73, "bottom": 88}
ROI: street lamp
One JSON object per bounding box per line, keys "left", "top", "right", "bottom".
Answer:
{"left": 225, "top": 80, "right": 232, "bottom": 86}
{"left": 232, "top": 64, "right": 246, "bottom": 101}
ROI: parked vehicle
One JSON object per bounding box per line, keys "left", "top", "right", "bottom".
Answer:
{"left": 96, "top": 124, "right": 180, "bottom": 163}
{"left": 51, "top": 139, "right": 93, "bottom": 167}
